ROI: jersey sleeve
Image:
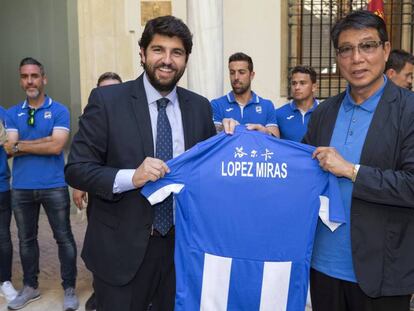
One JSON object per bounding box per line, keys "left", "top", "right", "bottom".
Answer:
{"left": 53, "top": 104, "right": 70, "bottom": 132}
{"left": 265, "top": 101, "right": 278, "bottom": 128}
{"left": 142, "top": 132, "right": 224, "bottom": 205}
{"left": 210, "top": 99, "right": 223, "bottom": 125}
{"left": 318, "top": 173, "right": 346, "bottom": 232}
{"left": 5, "top": 107, "right": 18, "bottom": 132}
{"left": 141, "top": 145, "right": 199, "bottom": 205}
{"left": 275, "top": 106, "right": 284, "bottom": 125}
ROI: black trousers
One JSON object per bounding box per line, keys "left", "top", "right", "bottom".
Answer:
{"left": 310, "top": 268, "right": 410, "bottom": 311}
{"left": 94, "top": 234, "right": 175, "bottom": 311}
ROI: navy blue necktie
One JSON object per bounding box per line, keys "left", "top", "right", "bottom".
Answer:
{"left": 153, "top": 98, "right": 174, "bottom": 235}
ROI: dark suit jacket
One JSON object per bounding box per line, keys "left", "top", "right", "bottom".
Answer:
{"left": 303, "top": 80, "right": 414, "bottom": 297}
{"left": 65, "top": 74, "right": 216, "bottom": 286}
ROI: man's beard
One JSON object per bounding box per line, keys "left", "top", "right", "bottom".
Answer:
{"left": 144, "top": 62, "right": 185, "bottom": 94}
{"left": 25, "top": 88, "right": 40, "bottom": 99}
{"left": 232, "top": 81, "right": 250, "bottom": 95}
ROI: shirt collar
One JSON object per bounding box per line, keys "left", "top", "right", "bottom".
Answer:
{"left": 22, "top": 95, "right": 52, "bottom": 109}
{"left": 143, "top": 73, "right": 177, "bottom": 106}
{"left": 343, "top": 75, "right": 387, "bottom": 112}
{"left": 289, "top": 98, "right": 319, "bottom": 112}
{"left": 226, "top": 91, "right": 259, "bottom": 105}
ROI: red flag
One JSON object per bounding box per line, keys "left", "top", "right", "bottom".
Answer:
{"left": 368, "top": 0, "right": 385, "bottom": 21}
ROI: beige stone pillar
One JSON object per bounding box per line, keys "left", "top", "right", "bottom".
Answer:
{"left": 187, "top": 0, "right": 223, "bottom": 100}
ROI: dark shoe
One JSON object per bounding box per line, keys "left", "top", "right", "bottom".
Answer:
{"left": 85, "top": 292, "right": 96, "bottom": 311}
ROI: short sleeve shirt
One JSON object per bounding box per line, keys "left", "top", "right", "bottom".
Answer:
{"left": 276, "top": 99, "right": 319, "bottom": 142}
{"left": 211, "top": 91, "right": 278, "bottom": 127}
{"left": 5, "top": 96, "right": 69, "bottom": 189}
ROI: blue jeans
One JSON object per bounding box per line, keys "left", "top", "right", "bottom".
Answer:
{"left": 0, "top": 190, "right": 12, "bottom": 282}
{"left": 12, "top": 187, "right": 77, "bottom": 289}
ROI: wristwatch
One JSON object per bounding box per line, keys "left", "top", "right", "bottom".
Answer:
{"left": 12, "top": 142, "right": 19, "bottom": 154}
{"left": 351, "top": 164, "right": 360, "bottom": 183}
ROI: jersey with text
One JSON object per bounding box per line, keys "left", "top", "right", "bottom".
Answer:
{"left": 142, "top": 126, "right": 345, "bottom": 311}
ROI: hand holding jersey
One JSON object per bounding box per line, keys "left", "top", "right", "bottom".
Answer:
{"left": 221, "top": 118, "right": 239, "bottom": 134}
{"left": 132, "top": 157, "right": 170, "bottom": 188}
{"left": 313, "top": 146, "right": 354, "bottom": 179}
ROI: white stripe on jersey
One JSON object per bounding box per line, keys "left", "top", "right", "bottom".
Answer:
{"left": 200, "top": 253, "right": 232, "bottom": 311}
{"left": 259, "top": 261, "right": 292, "bottom": 311}
{"left": 200, "top": 253, "right": 292, "bottom": 311}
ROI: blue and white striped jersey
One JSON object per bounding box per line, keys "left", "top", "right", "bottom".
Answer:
{"left": 142, "top": 126, "right": 345, "bottom": 311}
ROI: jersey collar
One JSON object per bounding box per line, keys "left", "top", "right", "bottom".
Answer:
{"left": 289, "top": 98, "right": 319, "bottom": 112}
{"left": 22, "top": 95, "right": 52, "bottom": 110}
{"left": 226, "top": 91, "right": 259, "bottom": 106}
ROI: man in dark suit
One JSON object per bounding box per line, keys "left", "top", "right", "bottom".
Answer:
{"left": 65, "top": 15, "right": 216, "bottom": 311}
{"left": 303, "top": 10, "right": 414, "bottom": 311}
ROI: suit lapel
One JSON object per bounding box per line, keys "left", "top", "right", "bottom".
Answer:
{"left": 177, "top": 87, "right": 193, "bottom": 150}
{"left": 129, "top": 75, "right": 154, "bottom": 157}
{"left": 360, "top": 81, "right": 396, "bottom": 164}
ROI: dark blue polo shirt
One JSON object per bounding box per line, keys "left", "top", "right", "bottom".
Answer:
{"left": 5, "top": 96, "right": 69, "bottom": 189}
{"left": 211, "top": 91, "right": 278, "bottom": 127}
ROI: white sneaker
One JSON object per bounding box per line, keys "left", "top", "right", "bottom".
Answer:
{"left": 0, "top": 281, "right": 18, "bottom": 302}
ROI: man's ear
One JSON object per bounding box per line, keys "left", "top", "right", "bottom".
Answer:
{"left": 385, "top": 68, "right": 396, "bottom": 79}
{"left": 140, "top": 48, "right": 146, "bottom": 64}
{"left": 312, "top": 83, "right": 318, "bottom": 94}
{"left": 250, "top": 71, "right": 255, "bottom": 81}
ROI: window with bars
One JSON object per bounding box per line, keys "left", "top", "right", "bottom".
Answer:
{"left": 288, "top": 0, "right": 414, "bottom": 99}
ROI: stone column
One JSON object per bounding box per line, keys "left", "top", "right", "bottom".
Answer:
{"left": 187, "top": 0, "right": 223, "bottom": 100}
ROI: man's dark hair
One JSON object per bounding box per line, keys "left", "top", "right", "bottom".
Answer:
{"left": 228, "top": 52, "right": 254, "bottom": 72}
{"left": 331, "top": 10, "right": 388, "bottom": 49}
{"left": 385, "top": 49, "right": 414, "bottom": 73}
{"left": 97, "top": 72, "right": 122, "bottom": 86}
{"left": 291, "top": 65, "right": 317, "bottom": 83}
{"left": 19, "top": 57, "right": 45, "bottom": 75}
{"left": 139, "top": 15, "right": 193, "bottom": 57}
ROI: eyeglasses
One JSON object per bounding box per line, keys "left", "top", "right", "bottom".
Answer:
{"left": 27, "top": 108, "right": 36, "bottom": 126}
{"left": 336, "top": 41, "right": 383, "bottom": 58}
